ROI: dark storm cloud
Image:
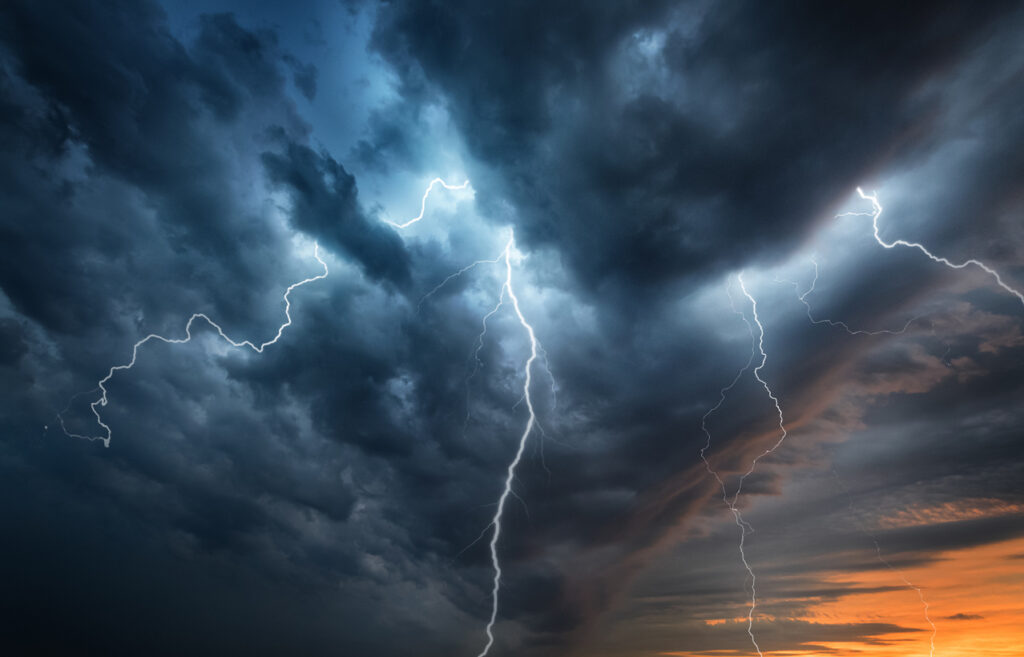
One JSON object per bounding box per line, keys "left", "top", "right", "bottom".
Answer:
{"left": 283, "top": 53, "right": 318, "bottom": 101}
{"left": 0, "top": 0, "right": 314, "bottom": 337}
{"left": 0, "top": 1, "right": 455, "bottom": 654}
{"left": 371, "top": 1, "right": 1018, "bottom": 293}
{"left": 349, "top": 102, "right": 428, "bottom": 174}
{"left": 261, "top": 139, "right": 413, "bottom": 283}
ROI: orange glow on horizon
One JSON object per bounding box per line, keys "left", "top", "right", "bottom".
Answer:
{"left": 662, "top": 535, "right": 1024, "bottom": 657}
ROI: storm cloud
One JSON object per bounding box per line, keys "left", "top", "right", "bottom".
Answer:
{"left": 1, "top": 2, "right": 1022, "bottom": 656}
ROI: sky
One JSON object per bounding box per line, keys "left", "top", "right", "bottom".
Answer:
{"left": 1, "top": 2, "right": 1023, "bottom": 656}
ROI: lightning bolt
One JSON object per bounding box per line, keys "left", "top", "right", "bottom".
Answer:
{"left": 384, "top": 178, "right": 544, "bottom": 656}
{"left": 414, "top": 231, "right": 541, "bottom": 657}
{"left": 830, "top": 185, "right": 1024, "bottom": 656}
{"left": 473, "top": 229, "right": 539, "bottom": 657}
{"left": 58, "top": 176, "right": 471, "bottom": 447}
{"left": 851, "top": 188, "right": 1024, "bottom": 305}
{"left": 57, "top": 244, "right": 328, "bottom": 447}
{"left": 701, "top": 273, "right": 790, "bottom": 657}
{"left": 771, "top": 184, "right": 1021, "bottom": 656}
{"left": 699, "top": 280, "right": 761, "bottom": 655}
{"left": 382, "top": 177, "right": 471, "bottom": 229}
{"left": 58, "top": 172, "right": 542, "bottom": 653}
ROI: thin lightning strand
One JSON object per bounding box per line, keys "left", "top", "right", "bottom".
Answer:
{"left": 780, "top": 257, "right": 917, "bottom": 336}
{"left": 854, "top": 188, "right": 1024, "bottom": 306}
{"left": 699, "top": 281, "right": 762, "bottom": 656}
{"left": 417, "top": 256, "right": 502, "bottom": 312}
{"left": 701, "top": 274, "right": 791, "bottom": 657}
{"left": 831, "top": 469, "right": 936, "bottom": 657}
{"left": 464, "top": 294, "right": 506, "bottom": 433}
{"left": 734, "top": 273, "right": 790, "bottom": 655}
{"left": 383, "top": 177, "right": 470, "bottom": 229}
{"left": 58, "top": 244, "right": 328, "bottom": 448}
{"left": 869, "top": 540, "right": 936, "bottom": 657}
{"left": 782, "top": 272, "right": 937, "bottom": 655}
{"left": 734, "top": 273, "right": 789, "bottom": 498}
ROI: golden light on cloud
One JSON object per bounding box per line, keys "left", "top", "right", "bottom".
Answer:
{"left": 657, "top": 535, "right": 1024, "bottom": 657}
{"left": 876, "top": 499, "right": 1024, "bottom": 530}
{"left": 793, "top": 536, "right": 1024, "bottom": 657}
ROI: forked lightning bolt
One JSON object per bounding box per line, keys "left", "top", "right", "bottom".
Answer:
{"left": 778, "top": 183, "right": 1024, "bottom": 657}
{"left": 57, "top": 244, "right": 329, "bottom": 447}
{"left": 841, "top": 185, "right": 1024, "bottom": 655}
{"left": 701, "top": 273, "right": 790, "bottom": 657}
{"left": 57, "top": 173, "right": 540, "bottom": 655}
{"left": 473, "top": 229, "right": 540, "bottom": 657}
{"left": 849, "top": 188, "right": 1024, "bottom": 305}
{"left": 699, "top": 281, "right": 760, "bottom": 654}
{"left": 384, "top": 179, "right": 543, "bottom": 656}
{"left": 58, "top": 176, "right": 471, "bottom": 447}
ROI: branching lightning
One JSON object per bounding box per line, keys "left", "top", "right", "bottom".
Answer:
{"left": 57, "top": 177, "right": 471, "bottom": 448}
{"left": 769, "top": 184, "right": 1024, "bottom": 657}
{"left": 830, "top": 185, "right": 1024, "bottom": 656}
{"left": 384, "top": 177, "right": 544, "bottom": 656}
{"left": 416, "top": 230, "right": 541, "bottom": 657}
{"left": 698, "top": 186, "right": 1019, "bottom": 657}
{"left": 779, "top": 257, "right": 918, "bottom": 336}
{"left": 850, "top": 188, "right": 1024, "bottom": 305}
{"left": 700, "top": 273, "right": 791, "bottom": 657}
{"left": 473, "top": 229, "right": 539, "bottom": 657}
{"left": 57, "top": 244, "right": 328, "bottom": 448}
{"left": 699, "top": 281, "right": 761, "bottom": 655}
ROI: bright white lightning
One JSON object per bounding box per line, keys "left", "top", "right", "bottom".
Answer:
{"left": 834, "top": 185, "right": 1024, "bottom": 655}
{"left": 423, "top": 231, "right": 540, "bottom": 657}
{"left": 384, "top": 177, "right": 543, "bottom": 656}
{"left": 474, "top": 229, "right": 539, "bottom": 657}
{"left": 382, "top": 177, "right": 471, "bottom": 229}
{"left": 700, "top": 273, "right": 791, "bottom": 657}
{"left": 58, "top": 244, "right": 328, "bottom": 447}
{"left": 853, "top": 188, "right": 1024, "bottom": 306}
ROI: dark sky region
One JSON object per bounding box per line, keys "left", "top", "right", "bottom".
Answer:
{"left": 1, "top": 2, "right": 1023, "bottom": 656}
